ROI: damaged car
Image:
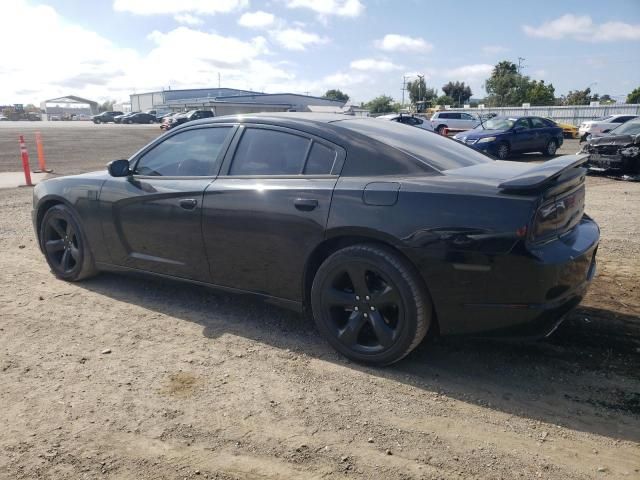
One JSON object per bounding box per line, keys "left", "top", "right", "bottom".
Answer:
{"left": 581, "top": 119, "right": 640, "bottom": 179}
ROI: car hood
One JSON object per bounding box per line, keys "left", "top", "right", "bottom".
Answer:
{"left": 588, "top": 134, "right": 638, "bottom": 147}
{"left": 456, "top": 129, "right": 507, "bottom": 140}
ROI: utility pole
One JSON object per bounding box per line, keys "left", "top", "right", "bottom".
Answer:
{"left": 401, "top": 75, "right": 409, "bottom": 106}
{"left": 218, "top": 73, "right": 221, "bottom": 88}
{"left": 517, "top": 57, "right": 526, "bottom": 74}
{"left": 417, "top": 74, "right": 424, "bottom": 103}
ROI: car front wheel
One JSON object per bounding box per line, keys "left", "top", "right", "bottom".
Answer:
{"left": 495, "top": 142, "right": 510, "bottom": 160}
{"left": 40, "top": 205, "right": 98, "bottom": 281}
{"left": 311, "top": 244, "right": 432, "bottom": 366}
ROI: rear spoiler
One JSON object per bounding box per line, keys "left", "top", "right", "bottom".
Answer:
{"left": 498, "top": 154, "right": 589, "bottom": 193}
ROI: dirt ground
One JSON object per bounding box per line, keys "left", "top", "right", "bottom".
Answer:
{"left": 1, "top": 123, "right": 639, "bottom": 479}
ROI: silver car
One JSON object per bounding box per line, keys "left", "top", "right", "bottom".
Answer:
{"left": 430, "top": 111, "right": 480, "bottom": 134}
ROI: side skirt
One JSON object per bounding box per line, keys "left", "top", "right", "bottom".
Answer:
{"left": 94, "top": 262, "right": 304, "bottom": 313}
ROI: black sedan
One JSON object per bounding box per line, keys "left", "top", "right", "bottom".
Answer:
{"left": 32, "top": 114, "right": 599, "bottom": 365}
{"left": 122, "top": 112, "right": 157, "bottom": 124}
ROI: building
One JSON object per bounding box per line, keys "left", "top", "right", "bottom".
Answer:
{"left": 41, "top": 95, "right": 98, "bottom": 120}
{"left": 308, "top": 102, "right": 370, "bottom": 117}
{"left": 130, "top": 87, "right": 346, "bottom": 115}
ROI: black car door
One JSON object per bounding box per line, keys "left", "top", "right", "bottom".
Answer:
{"left": 99, "top": 125, "right": 236, "bottom": 281}
{"left": 201, "top": 125, "right": 345, "bottom": 301}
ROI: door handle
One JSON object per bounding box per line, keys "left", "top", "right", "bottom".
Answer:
{"left": 179, "top": 198, "right": 198, "bottom": 210}
{"left": 294, "top": 198, "right": 318, "bottom": 211}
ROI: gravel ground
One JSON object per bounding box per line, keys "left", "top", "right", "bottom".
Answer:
{"left": 0, "top": 123, "right": 639, "bottom": 479}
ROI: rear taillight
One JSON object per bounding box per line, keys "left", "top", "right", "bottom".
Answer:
{"left": 532, "top": 187, "right": 585, "bottom": 242}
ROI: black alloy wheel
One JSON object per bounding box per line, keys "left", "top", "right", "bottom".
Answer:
{"left": 311, "top": 244, "right": 431, "bottom": 365}
{"left": 40, "top": 205, "right": 97, "bottom": 281}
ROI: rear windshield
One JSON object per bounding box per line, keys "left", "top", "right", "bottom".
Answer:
{"left": 337, "top": 119, "right": 492, "bottom": 171}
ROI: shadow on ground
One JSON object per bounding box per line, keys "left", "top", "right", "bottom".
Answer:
{"left": 79, "top": 271, "right": 640, "bottom": 443}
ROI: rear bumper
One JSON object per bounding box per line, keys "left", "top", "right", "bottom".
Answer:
{"left": 408, "top": 215, "right": 600, "bottom": 337}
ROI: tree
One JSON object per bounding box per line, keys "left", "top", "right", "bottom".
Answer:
{"left": 562, "top": 88, "right": 596, "bottom": 105}
{"left": 406, "top": 77, "right": 437, "bottom": 104}
{"left": 598, "top": 94, "right": 615, "bottom": 104}
{"left": 627, "top": 87, "right": 640, "bottom": 104}
{"left": 323, "top": 89, "right": 349, "bottom": 103}
{"left": 435, "top": 95, "right": 455, "bottom": 106}
{"left": 442, "top": 81, "right": 472, "bottom": 106}
{"left": 99, "top": 100, "right": 116, "bottom": 112}
{"left": 484, "top": 61, "right": 520, "bottom": 107}
{"left": 527, "top": 80, "right": 555, "bottom": 106}
{"left": 366, "top": 95, "right": 395, "bottom": 114}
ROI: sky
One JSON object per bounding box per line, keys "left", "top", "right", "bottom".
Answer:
{"left": 2, "top": 0, "right": 640, "bottom": 106}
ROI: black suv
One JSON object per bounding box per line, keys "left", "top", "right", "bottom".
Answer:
{"left": 92, "top": 111, "right": 124, "bottom": 124}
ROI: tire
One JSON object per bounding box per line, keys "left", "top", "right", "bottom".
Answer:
{"left": 93, "top": 119, "right": 100, "bottom": 124}
{"left": 436, "top": 125, "right": 447, "bottom": 135}
{"left": 39, "top": 204, "right": 98, "bottom": 281}
{"left": 311, "top": 244, "right": 432, "bottom": 366}
{"left": 495, "top": 142, "right": 510, "bottom": 160}
{"left": 543, "top": 139, "right": 557, "bottom": 156}
{"left": 148, "top": 119, "right": 155, "bottom": 124}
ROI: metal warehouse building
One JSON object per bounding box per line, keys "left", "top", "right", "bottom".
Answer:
{"left": 130, "top": 88, "right": 346, "bottom": 115}
{"left": 40, "top": 95, "right": 98, "bottom": 120}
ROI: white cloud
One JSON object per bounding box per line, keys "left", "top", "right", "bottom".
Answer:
{"left": 238, "top": 11, "right": 276, "bottom": 28}
{"left": 113, "top": 0, "right": 248, "bottom": 15}
{"left": 285, "top": 0, "right": 364, "bottom": 17}
{"left": 481, "top": 45, "right": 508, "bottom": 55}
{"left": 375, "top": 34, "right": 433, "bottom": 53}
{"left": 174, "top": 13, "right": 203, "bottom": 25}
{"left": 269, "top": 28, "right": 328, "bottom": 51}
{"left": 445, "top": 64, "right": 493, "bottom": 79}
{"left": 0, "top": 1, "right": 299, "bottom": 103}
{"left": 350, "top": 58, "right": 403, "bottom": 72}
{"left": 523, "top": 14, "right": 640, "bottom": 42}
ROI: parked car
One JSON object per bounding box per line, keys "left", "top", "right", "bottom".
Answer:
{"left": 578, "top": 114, "right": 638, "bottom": 141}
{"left": 32, "top": 113, "right": 599, "bottom": 365}
{"left": 72, "top": 113, "right": 92, "bottom": 121}
{"left": 114, "top": 112, "right": 138, "bottom": 124}
{"left": 376, "top": 113, "right": 432, "bottom": 131}
{"left": 162, "top": 109, "right": 214, "bottom": 130}
{"left": 0, "top": 115, "right": 8, "bottom": 121}
{"left": 122, "top": 112, "right": 157, "bottom": 124}
{"left": 430, "top": 111, "right": 479, "bottom": 134}
{"left": 581, "top": 119, "right": 640, "bottom": 177}
{"left": 545, "top": 118, "right": 579, "bottom": 139}
{"left": 454, "top": 116, "right": 563, "bottom": 159}
{"left": 160, "top": 112, "right": 185, "bottom": 130}
{"left": 92, "top": 111, "right": 124, "bottom": 124}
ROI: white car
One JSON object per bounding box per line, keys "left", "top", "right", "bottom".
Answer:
{"left": 578, "top": 114, "right": 638, "bottom": 141}
{"left": 430, "top": 111, "right": 480, "bottom": 134}
{"left": 377, "top": 113, "right": 432, "bottom": 130}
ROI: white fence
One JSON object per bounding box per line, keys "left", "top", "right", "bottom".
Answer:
{"left": 444, "top": 104, "right": 640, "bottom": 126}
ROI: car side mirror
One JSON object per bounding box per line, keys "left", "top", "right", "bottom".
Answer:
{"left": 108, "top": 159, "right": 131, "bottom": 177}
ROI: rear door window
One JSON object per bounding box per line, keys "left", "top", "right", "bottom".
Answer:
{"left": 229, "top": 128, "right": 311, "bottom": 176}
{"left": 530, "top": 117, "right": 547, "bottom": 128}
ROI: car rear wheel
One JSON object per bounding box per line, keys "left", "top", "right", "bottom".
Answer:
{"left": 311, "top": 244, "right": 432, "bottom": 366}
{"left": 543, "top": 140, "right": 557, "bottom": 156}
{"left": 436, "top": 125, "right": 447, "bottom": 135}
{"left": 148, "top": 119, "right": 155, "bottom": 124}
{"left": 40, "top": 205, "right": 98, "bottom": 282}
{"left": 495, "top": 142, "right": 510, "bottom": 160}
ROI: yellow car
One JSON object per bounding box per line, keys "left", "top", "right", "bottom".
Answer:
{"left": 546, "top": 118, "right": 579, "bottom": 139}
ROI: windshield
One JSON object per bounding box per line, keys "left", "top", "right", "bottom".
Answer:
{"left": 610, "top": 120, "right": 640, "bottom": 135}
{"left": 338, "top": 118, "right": 492, "bottom": 171}
{"left": 477, "top": 117, "right": 514, "bottom": 130}
{"left": 595, "top": 115, "right": 613, "bottom": 121}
